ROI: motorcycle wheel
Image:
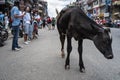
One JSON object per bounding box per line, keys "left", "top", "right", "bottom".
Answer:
{"left": 0, "top": 37, "right": 4, "bottom": 47}
{"left": 3, "top": 30, "right": 8, "bottom": 41}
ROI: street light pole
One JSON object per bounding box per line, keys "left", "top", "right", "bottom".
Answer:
{"left": 105, "top": 0, "right": 112, "bottom": 27}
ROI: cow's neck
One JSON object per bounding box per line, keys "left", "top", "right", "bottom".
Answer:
{"left": 82, "top": 27, "right": 104, "bottom": 40}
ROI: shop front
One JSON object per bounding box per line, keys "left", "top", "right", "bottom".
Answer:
{"left": 0, "top": 0, "right": 13, "bottom": 13}
{"left": 112, "top": 0, "right": 120, "bottom": 19}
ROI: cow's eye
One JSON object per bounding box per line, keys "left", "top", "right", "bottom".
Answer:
{"left": 103, "top": 40, "right": 108, "bottom": 45}
{"left": 103, "top": 40, "right": 106, "bottom": 43}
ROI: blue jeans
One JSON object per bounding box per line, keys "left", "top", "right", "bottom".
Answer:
{"left": 24, "top": 23, "right": 33, "bottom": 39}
{"left": 12, "top": 25, "right": 19, "bottom": 50}
{"left": 28, "top": 24, "right": 33, "bottom": 39}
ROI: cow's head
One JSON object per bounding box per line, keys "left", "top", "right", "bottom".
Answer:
{"left": 93, "top": 28, "right": 113, "bottom": 59}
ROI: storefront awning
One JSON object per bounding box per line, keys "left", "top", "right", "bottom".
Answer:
{"left": 114, "top": 12, "right": 119, "bottom": 15}
{"left": 38, "top": 4, "right": 43, "bottom": 7}
{"left": 113, "top": 1, "right": 120, "bottom": 5}
{"left": 38, "top": 10, "right": 42, "bottom": 13}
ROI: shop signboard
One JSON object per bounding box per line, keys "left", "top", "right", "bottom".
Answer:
{"left": 104, "top": 13, "right": 109, "bottom": 17}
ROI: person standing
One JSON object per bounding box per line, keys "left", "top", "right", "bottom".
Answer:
{"left": 32, "top": 11, "right": 40, "bottom": 39}
{"left": 0, "top": 12, "right": 5, "bottom": 27}
{"left": 51, "top": 17, "right": 56, "bottom": 30}
{"left": 11, "top": 1, "right": 25, "bottom": 51}
{"left": 42, "top": 18, "right": 46, "bottom": 28}
{"left": 47, "top": 16, "right": 52, "bottom": 30}
{"left": 34, "top": 11, "right": 40, "bottom": 27}
{"left": 23, "top": 6, "right": 32, "bottom": 44}
{"left": 4, "top": 12, "right": 9, "bottom": 29}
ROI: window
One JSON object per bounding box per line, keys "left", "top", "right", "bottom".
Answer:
{"left": 94, "top": 0, "right": 98, "bottom": 5}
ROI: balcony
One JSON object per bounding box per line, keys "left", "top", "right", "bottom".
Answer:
{"left": 100, "top": 2, "right": 106, "bottom": 6}
{"left": 87, "top": 0, "right": 95, "bottom": 4}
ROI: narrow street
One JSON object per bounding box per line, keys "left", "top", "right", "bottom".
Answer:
{"left": 0, "top": 28, "right": 120, "bottom": 80}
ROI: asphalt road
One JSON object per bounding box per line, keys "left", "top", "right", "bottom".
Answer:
{"left": 0, "top": 28, "right": 120, "bottom": 80}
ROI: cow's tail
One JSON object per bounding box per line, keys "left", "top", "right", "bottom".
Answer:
{"left": 55, "top": 8, "right": 59, "bottom": 15}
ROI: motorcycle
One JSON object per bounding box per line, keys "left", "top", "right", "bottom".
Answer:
{"left": 0, "top": 23, "right": 9, "bottom": 47}
{"left": 0, "top": 30, "right": 4, "bottom": 47}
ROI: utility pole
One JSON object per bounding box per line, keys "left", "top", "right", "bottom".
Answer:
{"left": 105, "top": 0, "right": 112, "bottom": 27}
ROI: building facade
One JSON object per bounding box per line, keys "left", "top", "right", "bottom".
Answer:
{"left": 0, "top": 0, "right": 48, "bottom": 19}
{"left": 26, "top": 0, "right": 48, "bottom": 18}
{"left": 112, "top": 0, "right": 120, "bottom": 20}
{"left": 76, "top": 0, "right": 113, "bottom": 19}
{"left": 0, "top": 0, "right": 14, "bottom": 13}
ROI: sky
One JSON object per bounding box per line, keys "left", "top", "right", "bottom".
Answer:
{"left": 46, "top": 0, "right": 76, "bottom": 17}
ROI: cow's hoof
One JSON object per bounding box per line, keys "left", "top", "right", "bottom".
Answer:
{"left": 80, "top": 68, "right": 85, "bottom": 73}
{"left": 61, "top": 53, "right": 65, "bottom": 58}
{"left": 65, "top": 65, "right": 70, "bottom": 70}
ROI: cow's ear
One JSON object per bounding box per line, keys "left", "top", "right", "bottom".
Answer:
{"left": 93, "top": 32, "right": 103, "bottom": 41}
{"left": 104, "top": 28, "right": 111, "bottom": 33}
{"left": 91, "top": 24, "right": 104, "bottom": 33}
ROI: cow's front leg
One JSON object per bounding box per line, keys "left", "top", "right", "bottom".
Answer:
{"left": 65, "top": 36, "right": 72, "bottom": 70}
{"left": 78, "top": 39, "right": 85, "bottom": 73}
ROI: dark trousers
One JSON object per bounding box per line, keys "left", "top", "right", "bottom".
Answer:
{"left": 12, "top": 25, "right": 19, "bottom": 50}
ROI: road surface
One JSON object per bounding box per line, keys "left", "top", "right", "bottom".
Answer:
{"left": 0, "top": 28, "right": 120, "bottom": 80}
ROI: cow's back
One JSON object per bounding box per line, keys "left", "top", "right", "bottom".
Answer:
{"left": 57, "top": 7, "right": 103, "bottom": 39}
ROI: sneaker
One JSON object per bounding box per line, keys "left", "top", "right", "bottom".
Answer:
{"left": 27, "top": 40, "right": 31, "bottom": 43}
{"left": 17, "top": 46, "right": 23, "bottom": 49}
{"left": 24, "top": 41, "right": 29, "bottom": 45}
{"left": 12, "top": 48, "right": 20, "bottom": 51}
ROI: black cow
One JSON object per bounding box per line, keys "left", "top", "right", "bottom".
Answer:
{"left": 57, "top": 7, "right": 113, "bottom": 72}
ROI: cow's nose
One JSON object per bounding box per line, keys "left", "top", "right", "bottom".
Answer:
{"left": 106, "top": 54, "right": 113, "bottom": 59}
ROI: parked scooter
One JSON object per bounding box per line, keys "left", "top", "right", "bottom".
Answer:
{"left": 0, "top": 29, "right": 4, "bottom": 47}
{"left": 0, "top": 23, "right": 9, "bottom": 47}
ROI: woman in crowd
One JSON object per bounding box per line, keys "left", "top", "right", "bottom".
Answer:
{"left": 47, "top": 16, "right": 52, "bottom": 30}
{"left": 32, "top": 11, "right": 40, "bottom": 39}
{"left": 23, "top": 6, "right": 32, "bottom": 45}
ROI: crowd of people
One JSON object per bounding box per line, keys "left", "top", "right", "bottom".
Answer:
{"left": 94, "top": 17, "right": 120, "bottom": 28}
{"left": 0, "top": 12, "right": 9, "bottom": 29}
{"left": 0, "top": 0, "right": 56, "bottom": 50}
{"left": 113, "top": 19, "right": 120, "bottom": 28}
{"left": 2, "top": 0, "right": 120, "bottom": 51}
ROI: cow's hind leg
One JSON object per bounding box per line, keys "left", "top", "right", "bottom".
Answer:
{"left": 78, "top": 39, "right": 85, "bottom": 73}
{"left": 60, "top": 34, "right": 65, "bottom": 58}
{"left": 65, "top": 36, "right": 72, "bottom": 70}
